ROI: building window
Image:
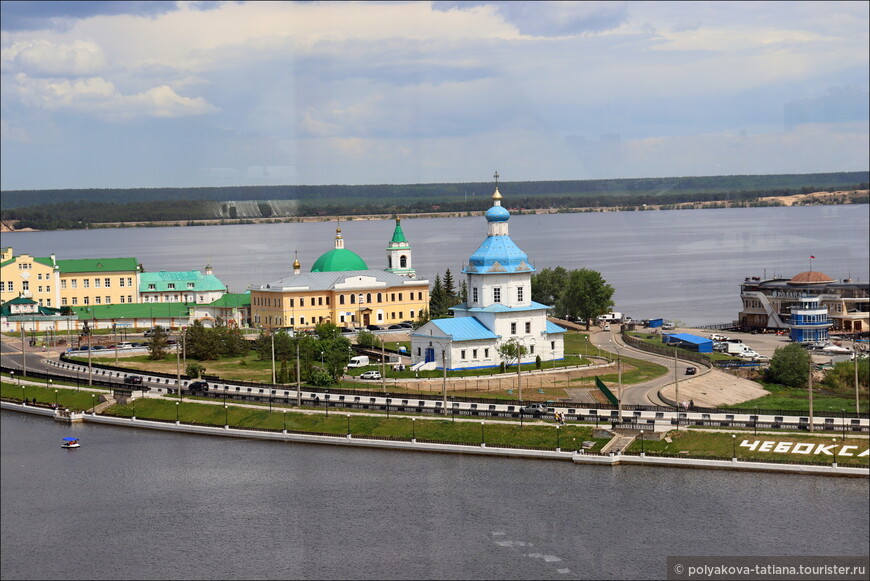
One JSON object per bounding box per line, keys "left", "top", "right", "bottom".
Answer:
{"left": 510, "top": 322, "right": 516, "bottom": 335}
{"left": 22, "top": 281, "right": 29, "bottom": 291}
{"left": 391, "top": 293, "right": 396, "bottom": 301}
{"left": 72, "top": 297, "right": 78, "bottom": 305}
{"left": 461, "top": 350, "right": 466, "bottom": 359}
{"left": 187, "top": 282, "right": 194, "bottom": 289}
{"left": 418, "top": 292, "right": 423, "bottom": 300}
{"left": 94, "top": 278, "right": 100, "bottom": 288}
{"left": 120, "top": 296, "right": 125, "bottom": 303}
{"left": 71, "top": 279, "right": 77, "bottom": 289}
{"left": 128, "top": 295, "right": 132, "bottom": 303}
{"left": 37, "top": 273, "right": 43, "bottom": 280}
{"left": 167, "top": 283, "right": 175, "bottom": 290}
{"left": 83, "top": 279, "right": 89, "bottom": 288}
{"left": 367, "top": 293, "right": 372, "bottom": 304}
{"left": 127, "top": 277, "right": 132, "bottom": 286}
{"left": 410, "top": 310, "right": 415, "bottom": 319}
{"left": 551, "top": 341, "right": 555, "bottom": 351}
{"left": 83, "top": 297, "right": 89, "bottom": 305}
{"left": 517, "top": 286, "right": 523, "bottom": 302}
{"left": 398, "top": 293, "right": 403, "bottom": 301}
{"left": 340, "top": 295, "right": 345, "bottom": 305}
{"left": 6, "top": 282, "right": 12, "bottom": 291}
{"left": 318, "top": 297, "right": 323, "bottom": 306}
{"left": 148, "top": 284, "right": 156, "bottom": 290}
{"left": 38, "top": 286, "right": 43, "bottom": 293}
{"left": 300, "top": 297, "right": 304, "bottom": 307}
{"left": 472, "top": 287, "right": 478, "bottom": 302}
{"left": 95, "top": 297, "right": 102, "bottom": 304}
{"left": 105, "top": 278, "right": 111, "bottom": 288}
{"left": 46, "top": 286, "right": 50, "bottom": 292}
{"left": 525, "top": 321, "right": 531, "bottom": 333}
{"left": 493, "top": 287, "right": 501, "bottom": 303}
{"left": 530, "top": 345, "right": 535, "bottom": 354}
{"left": 473, "top": 349, "right": 478, "bottom": 358}
{"left": 377, "top": 293, "right": 382, "bottom": 303}
{"left": 484, "top": 348, "right": 489, "bottom": 358}
{"left": 105, "top": 296, "right": 111, "bottom": 304}
{"left": 350, "top": 294, "right": 356, "bottom": 304}
{"left": 120, "top": 278, "right": 125, "bottom": 287}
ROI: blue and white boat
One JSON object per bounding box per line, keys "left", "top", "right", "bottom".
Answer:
{"left": 61, "top": 437, "right": 80, "bottom": 449}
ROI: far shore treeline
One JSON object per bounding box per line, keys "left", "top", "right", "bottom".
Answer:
{"left": 1, "top": 171, "right": 867, "bottom": 231}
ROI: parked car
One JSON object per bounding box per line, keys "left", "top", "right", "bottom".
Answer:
{"left": 117, "top": 342, "right": 133, "bottom": 349}
{"left": 366, "top": 324, "right": 382, "bottom": 331}
{"left": 360, "top": 370, "right": 381, "bottom": 380}
{"left": 338, "top": 327, "right": 353, "bottom": 333}
{"left": 188, "top": 380, "right": 209, "bottom": 392}
{"left": 124, "top": 375, "right": 144, "bottom": 385}
{"left": 91, "top": 345, "right": 106, "bottom": 350}
{"left": 685, "top": 366, "right": 697, "bottom": 375}
{"left": 387, "top": 324, "right": 404, "bottom": 330}
{"left": 520, "top": 403, "right": 548, "bottom": 416}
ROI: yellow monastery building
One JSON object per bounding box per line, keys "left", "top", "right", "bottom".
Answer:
{"left": 250, "top": 220, "right": 429, "bottom": 331}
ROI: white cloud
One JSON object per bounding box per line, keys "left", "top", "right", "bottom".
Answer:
{"left": 13, "top": 74, "right": 219, "bottom": 119}
{"left": 2, "top": 39, "right": 107, "bottom": 76}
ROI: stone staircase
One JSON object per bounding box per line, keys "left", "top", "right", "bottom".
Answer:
{"left": 600, "top": 433, "right": 636, "bottom": 455}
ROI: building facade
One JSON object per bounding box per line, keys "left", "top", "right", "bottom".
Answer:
{"left": 739, "top": 271, "right": 868, "bottom": 336}
{"left": 0, "top": 248, "right": 59, "bottom": 308}
{"left": 250, "top": 225, "right": 429, "bottom": 330}
{"left": 139, "top": 265, "right": 227, "bottom": 304}
{"left": 411, "top": 180, "right": 565, "bottom": 370}
{"left": 56, "top": 257, "right": 141, "bottom": 308}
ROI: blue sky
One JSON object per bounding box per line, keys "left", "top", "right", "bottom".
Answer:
{"left": 1, "top": 1, "right": 867, "bottom": 191}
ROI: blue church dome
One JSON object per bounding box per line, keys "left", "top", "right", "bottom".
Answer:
{"left": 485, "top": 205, "right": 510, "bottom": 222}
{"left": 465, "top": 236, "right": 533, "bottom": 274}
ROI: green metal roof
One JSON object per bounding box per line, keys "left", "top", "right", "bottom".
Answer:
{"left": 208, "top": 293, "right": 251, "bottom": 308}
{"left": 389, "top": 219, "right": 408, "bottom": 244}
{"left": 310, "top": 248, "right": 369, "bottom": 272}
{"left": 56, "top": 257, "right": 140, "bottom": 273}
{"left": 71, "top": 302, "right": 190, "bottom": 320}
{"left": 139, "top": 270, "right": 226, "bottom": 292}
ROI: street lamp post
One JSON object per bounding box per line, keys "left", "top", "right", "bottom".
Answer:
{"left": 412, "top": 417, "right": 416, "bottom": 441}
{"left": 347, "top": 414, "right": 351, "bottom": 437}
{"left": 358, "top": 293, "right": 364, "bottom": 331}
{"left": 175, "top": 401, "right": 180, "bottom": 423}
{"left": 91, "top": 393, "right": 96, "bottom": 414}
{"left": 225, "top": 404, "right": 229, "bottom": 427}
{"left": 842, "top": 409, "right": 846, "bottom": 440}
{"left": 271, "top": 332, "right": 276, "bottom": 385}
{"left": 54, "top": 389, "right": 58, "bottom": 407}
{"left": 640, "top": 430, "right": 644, "bottom": 455}
{"left": 609, "top": 339, "right": 623, "bottom": 423}
{"left": 732, "top": 434, "right": 736, "bottom": 460}
{"left": 556, "top": 424, "right": 560, "bottom": 451}
{"left": 481, "top": 421, "right": 485, "bottom": 446}
{"left": 283, "top": 410, "right": 287, "bottom": 432}
{"left": 833, "top": 438, "right": 838, "bottom": 466}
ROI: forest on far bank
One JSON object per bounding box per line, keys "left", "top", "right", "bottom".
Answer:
{"left": 1, "top": 171, "right": 867, "bottom": 231}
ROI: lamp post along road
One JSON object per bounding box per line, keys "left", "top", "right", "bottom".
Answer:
{"left": 442, "top": 348, "right": 448, "bottom": 414}
{"left": 808, "top": 356, "right": 814, "bottom": 432}
{"left": 271, "top": 332, "right": 276, "bottom": 385}
{"left": 296, "top": 341, "right": 302, "bottom": 407}
{"left": 610, "top": 339, "right": 623, "bottom": 423}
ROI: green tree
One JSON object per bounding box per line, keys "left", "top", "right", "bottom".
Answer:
{"left": 356, "top": 329, "right": 377, "bottom": 348}
{"left": 531, "top": 266, "right": 569, "bottom": 307}
{"left": 821, "top": 358, "right": 869, "bottom": 391}
{"left": 414, "top": 308, "right": 430, "bottom": 329}
{"left": 147, "top": 326, "right": 168, "bottom": 360}
{"left": 498, "top": 338, "right": 528, "bottom": 367}
{"left": 186, "top": 362, "right": 206, "bottom": 378}
{"left": 557, "top": 269, "right": 615, "bottom": 330}
{"left": 766, "top": 343, "right": 811, "bottom": 387}
{"left": 184, "top": 320, "right": 223, "bottom": 360}
{"left": 429, "top": 274, "right": 446, "bottom": 318}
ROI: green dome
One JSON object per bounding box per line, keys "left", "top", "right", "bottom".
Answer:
{"left": 310, "top": 248, "right": 369, "bottom": 272}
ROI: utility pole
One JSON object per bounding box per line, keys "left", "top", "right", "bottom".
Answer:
{"left": 442, "top": 348, "right": 448, "bottom": 414}
{"left": 296, "top": 340, "right": 301, "bottom": 407}
{"left": 808, "top": 355, "right": 814, "bottom": 432}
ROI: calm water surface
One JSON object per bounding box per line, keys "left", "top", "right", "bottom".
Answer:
{"left": 1, "top": 411, "right": 868, "bottom": 580}
{"left": 4, "top": 206, "right": 868, "bottom": 326}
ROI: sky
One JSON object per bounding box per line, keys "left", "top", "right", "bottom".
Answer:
{"left": 1, "top": 0, "right": 868, "bottom": 191}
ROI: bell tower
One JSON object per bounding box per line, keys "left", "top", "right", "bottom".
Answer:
{"left": 385, "top": 217, "right": 415, "bottom": 277}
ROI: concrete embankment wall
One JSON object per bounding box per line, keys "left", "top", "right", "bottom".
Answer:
{"left": 3, "top": 402, "right": 866, "bottom": 477}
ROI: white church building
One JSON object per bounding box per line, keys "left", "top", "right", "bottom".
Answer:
{"left": 411, "top": 178, "right": 566, "bottom": 371}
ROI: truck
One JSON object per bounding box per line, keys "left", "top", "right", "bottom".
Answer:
{"left": 347, "top": 355, "right": 370, "bottom": 368}
{"left": 724, "top": 342, "right": 749, "bottom": 355}
{"left": 597, "top": 312, "right": 623, "bottom": 323}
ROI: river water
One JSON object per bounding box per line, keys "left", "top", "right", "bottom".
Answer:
{"left": 3, "top": 205, "right": 868, "bottom": 326}
{"left": 2, "top": 206, "right": 869, "bottom": 579}
{"left": 1, "top": 411, "right": 868, "bottom": 580}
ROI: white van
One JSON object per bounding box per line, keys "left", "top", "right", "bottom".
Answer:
{"left": 347, "top": 355, "right": 370, "bottom": 368}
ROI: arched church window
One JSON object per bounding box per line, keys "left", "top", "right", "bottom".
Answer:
{"left": 400, "top": 255, "right": 407, "bottom": 268}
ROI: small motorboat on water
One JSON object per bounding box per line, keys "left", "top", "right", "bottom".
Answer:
{"left": 61, "top": 437, "right": 80, "bottom": 449}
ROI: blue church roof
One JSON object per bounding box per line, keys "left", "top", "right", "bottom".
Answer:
{"left": 464, "top": 235, "right": 535, "bottom": 274}
{"left": 450, "top": 301, "right": 551, "bottom": 314}
{"left": 418, "top": 317, "right": 500, "bottom": 342}
{"left": 545, "top": 321, "right": 568, "bottom": 334}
